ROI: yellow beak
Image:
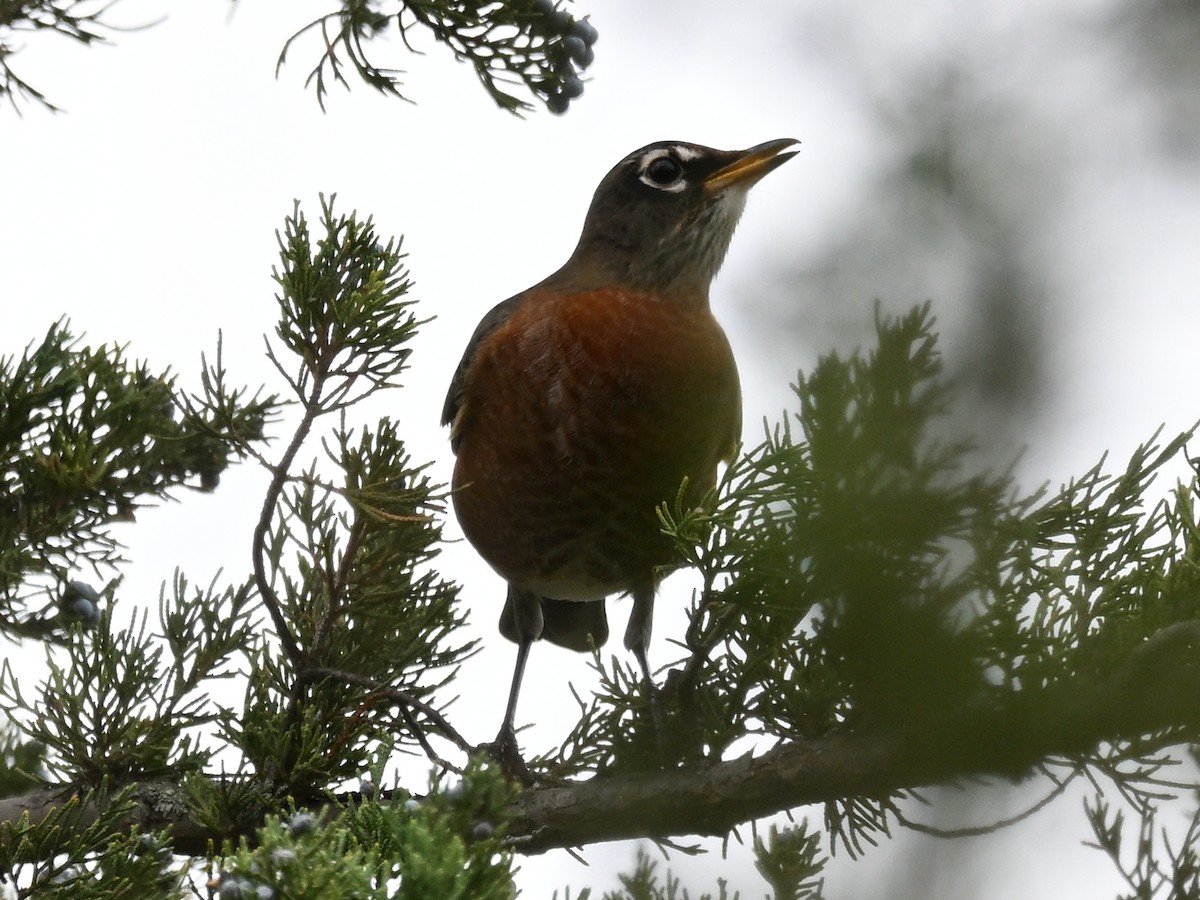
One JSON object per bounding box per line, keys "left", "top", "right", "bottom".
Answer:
{"left": 704, "top": 138, "right": 801, "bottom": 193}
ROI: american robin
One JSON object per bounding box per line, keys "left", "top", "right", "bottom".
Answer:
{"left": 442, "top": 138, "right": 799, "bottom": 765}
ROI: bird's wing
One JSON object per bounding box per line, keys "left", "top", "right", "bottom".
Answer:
{"left": 441, "top": 292, "right": 526, "bottom": 448}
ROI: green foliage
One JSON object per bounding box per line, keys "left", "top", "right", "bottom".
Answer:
{"left": 0, "top": 576, "right": 254, "bottom": 785}
{"left": 563, "top": 832, "right": 824, "bottom": 900}
{"left": 602, "top": 849, "right": 730, "bottom": 900}
{"left": 214, "top": 810, "right": 384, "bottom": 899}
{"left": 3, "top": 1, "right": 599, "bottom": 115}
{"left": 268, "top": 195, "right": 419, "bottom": 413}
{"left": 279, "top": 0, "right": 599, "bottom": 114}
{"left": 237, "top": 196, "right": 472, "bottom": 796}
{"left": 1002, "top": 430, "right": 1200, "bottom": 690}
{"left": 0, "top": 196, "right": 481, "bottom": 895}
{"left": 0, "top": 0, "right": 115, "bottom": 111}
{"left": 568, "top": 825, "right": 827, "bottom": 900}
{"left": 210, "top": 762, "right": 516, "bottom": 900}
{"left": 1084, "top": 781, "right": 1200, "bottom": 900}
{"left": 0, "top": 320, "right": 274, "bottom": 641}
{"left": 341, "top": 761, "right": 515, "bottom": 898}
{"left": 0, "top": 784, "right": 184, "bottom": 898}
{"left": 0, "top": 724, "right": 44, "bottom": 797}
{"left": 753, "top": 824, "right": 826, "bottom": 900}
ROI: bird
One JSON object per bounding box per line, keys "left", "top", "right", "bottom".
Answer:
{"left": 442, "top": 138, "right": 799, "bottom": 767}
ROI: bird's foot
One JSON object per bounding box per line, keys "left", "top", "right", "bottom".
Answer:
{"left": 481, "top": 724, "right": 534, "bottom": 785}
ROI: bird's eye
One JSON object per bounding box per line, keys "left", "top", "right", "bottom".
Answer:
{"left": 644, "top": 155, "right": 684, "bottom": 187}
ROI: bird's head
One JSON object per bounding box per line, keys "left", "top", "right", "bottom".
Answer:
{"left": 561, "top": 138, "right": 799, "bottom": 298}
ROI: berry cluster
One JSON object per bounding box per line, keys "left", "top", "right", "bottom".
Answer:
{"left": 532, "top": 0, "right": 598, "bottom": 114}
{"left": 286, "top": 812, "right": 315, "bottom": 836}
{"left": 213, "top": 872, "right": 275, "bottom": 900}
{"left": 208, "top": 813, "right": 313, "bottom": 898}
{"left": 61, "top": 580, "right": 101, "bottom": 625}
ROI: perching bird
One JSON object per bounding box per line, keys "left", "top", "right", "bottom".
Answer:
{"left": 442, "top": 138, "right": 799, "bottom": 765}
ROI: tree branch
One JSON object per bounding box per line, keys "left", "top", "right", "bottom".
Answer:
{"left": 4, "top": 621, "right": 1199, "bottom": 861}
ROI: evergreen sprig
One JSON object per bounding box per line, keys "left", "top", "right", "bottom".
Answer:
{"left": 277, "top": 0, "right": 598, "bottom": 113}
{"left": 753, "top": 823, "right": 827, "bottom": 900}
{"left": 4, "top": 1, "right": 599, "bottom": 116}
{"left": 241, "top": 195, "right": 472, "bottom": 797}
{"left": 1084, "top": 779, "right": 1200, "bottom": 900}
{"left": 0, "top": 0, "right": 120, "bottom": 112}
{"left": 203, "top": 762, "right": 515, "bottom": 899}
{"left": 0, "top": 322, "right": 273, "bottom": 641}
{"left": 0, "top": 723, "right": 44, "bottom": 798}
{"left": 0, "top": 783, "right": 182, "bottom": 898}
{"left": 0, "top": 583, "right": 248, "bottom": 785}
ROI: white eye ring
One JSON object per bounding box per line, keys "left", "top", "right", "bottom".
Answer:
{"left": 637, "top": 149, "right": 687, "bottom": 192}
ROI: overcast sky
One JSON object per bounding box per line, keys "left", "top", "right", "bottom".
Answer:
{"left": 4, "top": 0, "right": 1200, "bottom": 896}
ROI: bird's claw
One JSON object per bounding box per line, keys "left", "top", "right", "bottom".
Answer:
{"left": 482, "top": 725, "right": 534, "bottom": 785}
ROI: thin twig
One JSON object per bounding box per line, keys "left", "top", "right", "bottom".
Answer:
{"left": 893, "top": 771, "right": 1079, "bottom": 838}
{"left": 397, "top": 702, "right": 462, "bottom": 774}
{"left": 251, "top": 375, "right": 329, "bottom": 667}
{"left": 304, "top": 665, "right": 475, "bottom": 755}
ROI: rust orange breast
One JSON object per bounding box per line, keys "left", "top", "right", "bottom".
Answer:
{"left": 451, "top": 286, "right": 741, "bottom": 599}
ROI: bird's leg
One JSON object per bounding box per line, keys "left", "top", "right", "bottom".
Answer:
{"left": 490, "top": 586, "right": 542, "bottom": 782}
{"left": 624, "top": 582, "right": 665, "bottom": 751}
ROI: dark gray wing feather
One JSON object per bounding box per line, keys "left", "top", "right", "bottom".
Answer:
{"left": 441, "top": 293, "right": 526, "bottom": 444}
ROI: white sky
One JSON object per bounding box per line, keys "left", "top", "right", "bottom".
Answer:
{"left": 3, "top": 0, "right": 1200, "bottom": 897}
